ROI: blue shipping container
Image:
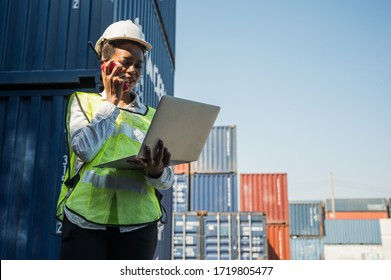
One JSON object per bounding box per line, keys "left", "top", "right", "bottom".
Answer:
{"left": 172, "top": 212, "right": 202, "bottom": 260}
{"left": 290, "top": 237, "right": 324, "bottom": 260}
{"left": 289, "top": 201, "right": 324, "bottom": 237}
{"left": 154, "top": 188, "right": 173, "bottom": 260}
{"left": 0, "top": 90, "right": 74, "bottom": 259}
{"left": 325, "top": 198, "right": 388, "bottom": 212}
{"left": 172, "top": 174, "right": 189, "bottom": 212}
{"left": 324, "top": 220, "right": 382, "bottom": 245}
{"left": 0, "top": 0, "right": 176, "bottom": 260}
{"left": 172, "top": 212, "right": 267, "bottom": 260}
{"left": 190, "top": 173, "right": 238, "bottom": 212}
{"left": 191, "top": 126, "right": 237, "bottom": 173}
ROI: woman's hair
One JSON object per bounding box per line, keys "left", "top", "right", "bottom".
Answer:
{"left": 101, "top": 39, "right": 146, "bottom": 60}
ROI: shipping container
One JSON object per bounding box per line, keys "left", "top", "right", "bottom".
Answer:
{"left": 0, "top": 0, "right": 176, "bottom": 260}
{"left": 173, "top": 163, "right": 190, "bottom": 174}
{"left": 203, "top": 212, "right": 267, "bottom": 260}
{"left": 0, "top": 0, "right": 175, "bottom": 108}
{"left": 267, "top": 224, "right": 290, "bottom": 260}
{"left": 190, "top": 126, "right": 237, "bottom": 174}
{"left": 0, "top": 90, "right": 75, "bottom": 259}
{"left": 290, "top": 237, "right": 324, "bottom": 260}
{"left": 240, "top": 173, "right": 289, "bottom": 224}
{"left": 324, "top": 245, "right": 385, "bottom": 260}
{"left": 325, "top": 211, "right": 389, "bottom": 220}
{"left": 154, "top": 187, "right": 173, "bottom": 260}
{"left": 325, "top": 198, "right": 388, "bottom": 212}
{"left": 380, "top": 219, "right": 391, "bottom": 260}
{"left": 172, "top": 174, "right": 189, "bottom": 212}
{"left": 289, "top": 201, "right": 324, "bottom": 237}
{"left": 172, "top": 212, "right": 203, "bottom": 260}
{"left": 172, "top": 212, "right": 268, "bottom": 260}
{"left": 190, "top": 173, "right": 238, "bottom": 212}
{"left": 324, "top": 220, "right": 381, "bottom": 245}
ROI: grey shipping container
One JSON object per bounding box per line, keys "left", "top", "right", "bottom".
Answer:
{"left": 289, "top": 201, "right": 324, "bottom": 237}
{"left": 190, "top": 173, "right": 238, "bottom": 212}
{"left": 290, "top": 237, "right": 324, "bottom": 260}
{"left": 191, "top": 126, "right": 237, "bottom": 173}
{"left": 172, "top": 174, "right": 189, "bottom": 212}
{"left": 324, "top": 244, "right": 385, "bottom": 260}
{"left": 324, "top": 219, "right": 382, "bottom": 245}
{"left": 325, "top": 198, "right": 388, "bottom": 212}
{"left": 172, "top": 212, "right": 267, "bottom": 260}
{"left": 0, "top": 0, "right": 176, "bottom": 259}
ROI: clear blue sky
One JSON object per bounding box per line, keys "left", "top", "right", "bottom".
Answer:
{"left": 174, "top": 0, "right": 391, "bottom": 200}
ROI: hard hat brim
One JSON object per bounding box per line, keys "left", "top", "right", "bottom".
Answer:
{"left": 95, "top": 36, "right": 152, "bottom": 56}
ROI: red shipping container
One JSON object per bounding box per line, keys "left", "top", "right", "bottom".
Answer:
{"left": 240, "top": 173, "right": 289, "bottom": 223}
{"left": 326, "top": 211, "right": 389, "bottom": 220}
{"left": 267, "top": 224, "right": 290, "bottom": 260}
{"left": 173, "top": 163, "right": 190, "bottom": 174}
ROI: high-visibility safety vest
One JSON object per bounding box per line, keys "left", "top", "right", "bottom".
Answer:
{"left": 56, "top": 92, "right": 162, "bottom": 226}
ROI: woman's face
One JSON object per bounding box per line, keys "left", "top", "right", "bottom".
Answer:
{"left": 111, "top": 42, "right": 145, "bottom": 93}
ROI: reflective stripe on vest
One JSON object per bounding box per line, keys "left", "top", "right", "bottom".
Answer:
{"left": 56, "top": 92, "right": 162, "bottom": 226}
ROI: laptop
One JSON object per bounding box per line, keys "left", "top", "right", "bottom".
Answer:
{"left": 95, "top": 95, "right": 220, "bottom": 169}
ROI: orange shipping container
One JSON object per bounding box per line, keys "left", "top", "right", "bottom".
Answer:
{"left": 326, "top": 211, "right": 389, "bottom": 220}
{"left": 240, "top": 173, "right": 289, "bottom": 223}
{"left": 173, "top": 163, "right": 190, "bottom": 174}
{"left": 267, "top": 224, "right": 290, "bottom": 260}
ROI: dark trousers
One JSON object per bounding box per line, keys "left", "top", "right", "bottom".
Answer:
{"left": 60, "top": 216, "right": 158, "bottom": 260}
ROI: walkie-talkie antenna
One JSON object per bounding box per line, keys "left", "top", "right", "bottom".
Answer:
{"left": 88, "top": 41, "right": 101, "bottom": 61}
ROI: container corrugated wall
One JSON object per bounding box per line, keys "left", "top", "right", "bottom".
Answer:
{"left": 190, "top": 173, "right": 238, "bottom": 212}
{"left": 289, "top": 201, "right": 324, "bottom": 237}
{"left": 325, "top": 198, "right": 388, "bottom": 212}
{"left": 324, "top": 245, "right": 385, "bottom": 260}
{"left": 324, "top": 220, "right": 382, "bottom": 244}
{"left": 267, "top": 224, "right": 290, "bottom": 260}
{"left": 172, "top": 212, "right": 202, "bottom": 260}
{"left": 290, "top": 237, "right": 324, "bottom": 260}
{"left": 0, "top": 90, "right": 74, "bottom": 259}
{"left": 240, "top": 173, "right": 289, "bottom": 224}
{"left": 325, "top": 212, "right": 389, "bottom": 220}
{"left": 203, "top": 212, "right": 268, "bottom": 260}
{"left": 0, "top": 0, "right": 176, "bottom": 260}
{"left": 154, "top": 188, "right": 173, "bottom": 260}
{"left": 172, "top": 174, "right": 189, "bottom": 212}
{"left": 173, "top": 163, "right": 190, "bottom": 175}
{"left": 172, "top": 212, "right": 268, "bottom": 260}
{"left": 380, "top": 219, "right": 391, "bottom": 260}
{"left": 190, "top": 126, "right": 237, "bottom": 174}
{"left": 0, "top": 0, "right": 109, "bottom": 84}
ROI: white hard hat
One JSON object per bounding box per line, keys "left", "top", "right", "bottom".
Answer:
{"left": 95, "top": 20, "right": 152, "bottom": 56}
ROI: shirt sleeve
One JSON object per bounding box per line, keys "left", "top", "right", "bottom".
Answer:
{"left": 144, "top": 166, "right": 175, "bottom": 190}
{"left": 69, "top": 97, "right": 120, "bottom": 162}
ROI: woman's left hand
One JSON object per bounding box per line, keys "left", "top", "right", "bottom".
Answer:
{"left": 135, "top": 139, "right": 171, "bottom": 178}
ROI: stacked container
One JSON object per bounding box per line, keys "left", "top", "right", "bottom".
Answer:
{"left": 240, "top": 173, "right": 290, "bottom": 260}
{"left": 172, "top": 212, "right": 268, "bottom": 260}
{"left": 172, "top": 126, "right": 238, "bottom": 213}
{"left": 172, "top": 125, "right": 252, "bottom": 259}
{"left": 323, "top": 219, "right": 384, "bottom": 259}
{"left": 289, "top": 201, "right": 325, "bottom": 260}
{"left": 322, "top": 198, "right": 390, "bottom": 260}
{"left": 324, "top": 198, "right": 389, "bottom": 220}
{"left": 0, "top": 0, "right": 176, "bottom": 260}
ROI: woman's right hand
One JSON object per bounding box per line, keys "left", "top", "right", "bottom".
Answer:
{"left": 101, "top": 60, "right": 125, "bottom": 106}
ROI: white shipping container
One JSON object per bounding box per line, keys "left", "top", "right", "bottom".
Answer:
{"left": 380, "top": 219, "right": 391, "bottom": 260}
{"left": 324, "top": 245, "right": 385, "bottom": 260}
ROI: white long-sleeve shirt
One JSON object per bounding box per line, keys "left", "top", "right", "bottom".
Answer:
{"left": 65, "top": 91, "right": 173, "bottom": 232}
